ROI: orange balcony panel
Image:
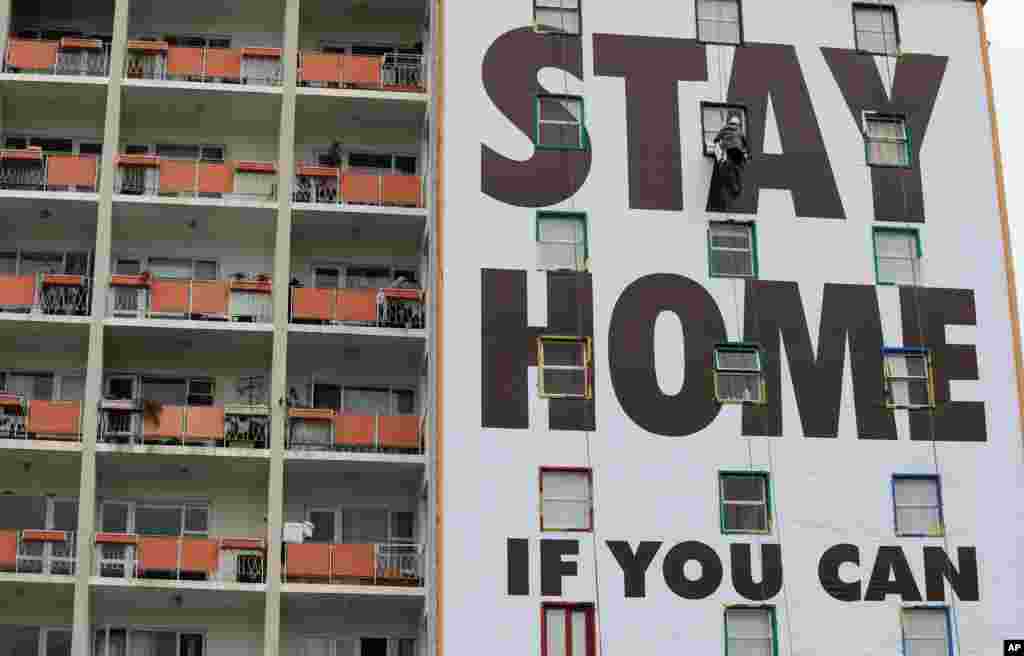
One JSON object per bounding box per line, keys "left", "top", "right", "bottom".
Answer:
{"left": 111, "top": 274, "right": 150, "bottom": 287}
{"left": 381, "top": 174, "right": 421, "bottom": 207}
{"left": 342, "top": 55, "right": 381, "bottom": 88}
{"left": 205, "top": 48, "right": 242, "bottom": 80}
{"left": 26, "top": 400, "right": 81, "bottom": 438}
{"left": 379, "top": 415, "right": 420, "bottom": 450}
{"left": 117, "top": 154, "right": 159, "bottom": 167}
{"left": 197, "top": 163, "right": 233, "bottom": 194}
{"left": 190, "top": 280, "right": 229, "bottom": 316}
{"left": 46, "top": 154, "right": 98, "bottom": 189}
{"left": 235, "top": 160, "right": 276, "bottom": 174}
{"left": 297, "top": 165, "right": 338, "bottom": 178}
{"left": 242, "top": 47, "right": 281, "bottom": 58}
{"left": 96, "top": 532, "right": 137, "bottom": 545}
{"left": 6, "top": 39, "right": 58, "bottom": 71}
{"left": 127, "top": 40, "right": 168, "bottom": 53}
{"left": 331, "top": 544, "right": 375, "bottom": 579}
{"left": 292, "top": 287, "right": 334, "bottom": 321}
{"left": 286, "top": 543, "right": 331, "bottom": 581}
{"left": 21, "top": 529, "right": 66, "bottom": 542}
{"left": 300, "top": 52, "right": 340, "bottom": 83}
{"left": 334, "top": 414, "right": 375, "bottom": 448}
{"left": 289, "top": 407, "right": 334, "bottom": 421}
{"left": 159, "top": 159, "right": 197, "bottom": 194}
{"left": 220, "top": 537, "right": 265, "bottom": 551}
{"left": 138, "top": 536, "right": 179, "bottom": 573}
{"left": 185, "top": 406, "right": 225, "bottom": 441}
{"left": 341, "top": 173, "right": 379, "bottom": 205}
{"left": 59, "top": 37, "right": 102, "bottom": 50}
{"left": 0, "top": 530, "right": 16, "bottom": 571}
{"left": 2, "top": 147, "right": 43, "bottom": 161}
{"left": 43, "top": 274, "right": 86, "bottom": 287}
{"left": 0, "top": 275, "right": 35, "bottom": 308}
{"left": 143, "top": 405, "right": 185, "bottom": 441}
{"left": 0, "top": 393, "right": 24, "bottom": 410}
{"left": 180, "top": 538, "right": 218, "bottom": 577}
{"left": 336, "top": 288, "right": 377, "bottom": 323}
{"left": 230, "top": 280, "right": 272, "bottom": 293}
{"left": 167, "top": 46, "right": 203, "bottom": 77}
{"left": 150, "top": 279, "right": 189, "bottom": 315}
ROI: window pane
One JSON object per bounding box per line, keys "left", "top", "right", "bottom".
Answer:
{"left": 894, "top": 479, "right": 940, "bottom": 507}
{"left": 699, "top": 0, "right": 739, "bottom": 20}
{"left": 0, "top": 496, "right": 45, "bottom": 529}
{"left": 142, "top": 378, "right": 187, "bottom": 405}
{"left": 393, "top": 389, "right": 416, "bottom": 415}
{"left": 543, "top": 341, "right": 585, "bottom": 366}
{"left": 45, "top": 630, "right": 72, "bottom": 656}
{"left": 717, "top": 372, "right": 762, "bottom": 402}
{"left": 180, "top": 634, "right": 203, "bottom": 656}
{"left": 398, "top": 639, "right": 415, "bottom": 656}
{"left": 539, "top": 218, "right": 583, "bottom": 243}
{"left": 60, "top": 375, "right": 86, "bottom": 401}
{"left": 156, "top": 144, "right": 200, "bottom": 160}
{"left": 539, "top": 123, "right": 581, "bottom": 148}
{"left": 711, "top": 249, "right": 754, "bottom": 277}
{"left": 722, "top": 476, "right": 764, "bottom": 502}
{"left": 194, "top": 261, "right": 217, "bottom": 281}
{"left": 716, "top": 350, "right": 758, "bottom": 371}
{"left": 303, "top": 638, "right": 331, "bottom": 656}
{"left": 726, "top": 640, "right": 772, "bottom": 656}
{"left": 102, "top": 503, "right": 130, "bottom": 532}
{"left": 149, "top": 258, "right": 192, "bottom": 279}
{"left": 536, "top": 8, "right": 580, "bottom": 35}
{"left": 540, "top": 97, "right": 581, "bottom": 122}
{"left": 903, "top": 608, "right": 947, "bottom": 638}
{"left": 877, "top": 257, "right": 917, "bottom": 285}
{"left": 571, "top": 610, "right": 588, "bottom": 655}
{"left": 344, "top": 388, "right": 391, "bottom": 414}
{"left": 896, "top": 507, "right": 941, "bottom": 535}
{"left": 313, "top": 384, "right": 342, "bottom": 410}
{"left": 543, "top": 500, "right": 589, "bottom": 530}
{"left": 905, "top": 641, "right": 948, "bottom": 656}
{"left": 309, "top": 510, "right": 335, "bottom": 542}
{"left": 52, "top": 500, "right": 78, "bottom": 531}
{"left": 391, "top": 511, "right": 415, "bottom": 541}
{"left": 869, "top": 140, "right": 908, "bottom": 166}
{"left": 907, "top": 380, "right": 930, "bottom": 406}
{"left": 543, "top": 369, "right": 587, "bottom": 397}
{"left": 545, "top": 609, "right": 567, "bottom": 656}
{"left": 875, "top": 232, "right": 915, "bottom": 257}
{"left": 115, "top": 259, "right": 142, "bottom": 275}
{"left": 724, "top": 504, "right": 768, "bottom": 532}
{"left": 543, "top": 470, "right": 590, "bottom": 499}
{"left": 710, "top": 225, "right": 751, "bottom": 249}
{"left": 0, "top": 253, "right": 16, "bottom": 274}
{"left": 185, "top": 506, "right": 208, "bottom": 533}
{"left": 905, "top": 356, "right": 927, "bottom": 378}
{"left": 726, "top": 608, "right": 772, "bottom": 638}
{"left": 538, "top": 242, "right": 580, "bottom": 270}
{"left": 360, "top": 639, "right": 387, "bottom": 656}
{"left": 343, "top": 509, "right": 388, "bottom": 543}
{"left": 135, "top": 506, "right": 182, "bottom": 536}
{"left": 314, "top": 268, "right": 340, "bottom": 289}
{"left": 0, "top": 626, "right": 39, "bottom": 656}
{"left": 699, "top": 20, "right": 740, "bottom": 44}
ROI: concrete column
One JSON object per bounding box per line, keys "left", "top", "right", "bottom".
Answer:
{"left": 0, "top": 0, "right": 11, "bottom": 69}
{"left": 265, "top": 0, "right": 300, "bottom": 653}
{"left": 71, "top": 0, "right": 130, "bottom": 651}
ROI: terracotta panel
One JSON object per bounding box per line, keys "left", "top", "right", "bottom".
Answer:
{"left": 138, "top": 536, "right": 179, "bottom": 573}
{"left": 0, "top": 530, "right": 16, "bottom": 571}
{"left": 185, "top": 405, "right": 225, "bottom": 441}
{"left": 242, "top": 47, "right": 281, "bottom": 58}
{"left": 159, "top": 159, "right": 196, "bottom": 194}
{"left": 127, "top": 40, "right": 168, "bottom": 52}
{"left": 288, "top": 407, "right": 335, "bottom": 421}
{"left": 21, "top": 529, "right": 66, "bottom": 542}
{"left": 334, "top": 414, "right": 375, "bottom": 447}
{"left": 205, "top": 48, "right": 241, "bottom": 80}
{"left": 291, "top": 287, "right": 334, "bottom": 321}
{"left": 150, "top": 279, "right": 189, "bottom": 315}
{"left": 235, "top": 160, "right": 276, "bottom": 173}
{"left": 331, "top": 543, "right": 375, "bottom": 579}
{"left": 43, "top": 274, "right": 86, "bottom": 287}
{"left": 167, "top": 46, "right": 203, "bottom": 77}
{"left": 117, "top": 154, "right": 159, "bottom": 167}
{"left": 190, "top": 280, "right": 229, "bottom": 316}
{"left": 6, "top": 39, "right": 58, "bottom": 71}
{"left": 381, "top": 288, "right": 421, "bottom": 301}
{"left": 197, "top": 163, "right": 233, "bottom": 194}
{"left": 300, "top": 52, "right": 340, "bottom": 84}
{"left": 297, "top": 165, "right": 338, "bottom": 178}
{"left": 285, "top": 543, "right": 331, "bottom": 580}
{"left": 342, "top": 55, "right": 381, "bottom": 88}
{"left": 381, "top": 174, "right": 422, "bottom": 207}
{"left": 0, "top": 275, "right": 36, "bottom": 308}
{"left": 143, "top": 405, "right": 185, "bottom": 440}
{"left": 378, "top": 415, "right": 420, "bottom": 450}
{"left": 111, "top": 274, "right": 150, "bottom": 287}
{"left": 220, "top": 537, "right": 265, "bottom": 551}
{"left": 180, "top": 538, "right": 218, "bottom": 576}
{"left": 0, "top": 393, "right": 24, "bottom": 409}
{"left": 26, "top": 400, "right": 81, "bottom": 438}
{"left": 230, "top": 280, "right": 272, "bottom": 293}
{"left": 59, "top": 37, "right": 102, "bottom": 50}
{"left": 341, "top": 172, "right": 380, "bottom": 205}
{"left": 96, "top": 532, "right": 137, "bottom": 545}
{"left": 46, "top": 154, "right": 98, "bottom": 189}
{"left": 336, "top": 288, "right": 377, "bottom": 323}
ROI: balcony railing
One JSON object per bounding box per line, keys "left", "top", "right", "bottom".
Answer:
{"left": 94, "top": 533, "right": 266, "bottom": 583}
{"left": 100, "top": 401, "right": 270, "bottom": 448}
{"left": 0, "top": 529, "right": 77, "bottom": 576}
{"left": 4, "top": 37, "right": 111, "bottom": 76}
{"left": 293, "top": 166, "right": 423, "bottom": 208}
{"left": 287, "top": 409, "right": 422, "bottom": 453}
{"left": 283, "top": 542, "right": 422, "bottom": 586}
{"left": 107, "top": 274, "right": 273, "bottom": 322}
{"left": 0, "top": 394, "right": 82, "bottom": 441}
{"left": 290, "top": 287, "right": 425, "bottom": 329}
{"left": 0, "top": 273, "right": 92, "bottom": 317}
{"left": 298, "top": 52, "right": 424, "bottom": 92}
{"left": 124, "top": 41, "right": 283, "bottom": 86}
{"left": 115, "top": 156, "right": 278, "bottom": 202}
{"left": 0, "top": 149, "right": 99, "bottom": 192}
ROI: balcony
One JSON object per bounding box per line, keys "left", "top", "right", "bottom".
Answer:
{"left": 0, "top": 394, "right": 83, "bottom": 441}
{"left": 95, "top": 533, "right": 267, "bottom": 584}
{"left": 288, "top": 409, "right": 421, "bottom": 453}
{"left": 293, "top": 166, "right": 423, "bottom": 209}
{"left": 100, "top": 401, "right": 270, "bottom": 448}
{"left": 124, "top": 40, "right": 284, "bottom": 87}
{"left": 107, "top": 274, "right": 273, "bottom": 323}
{"left": 0, "top": 528, "right": 77, "bottom": 576}
{"left": 283, "top": 542, "right": 422, "bottom": 586}
{"left": 298, "top": 52, "right": 424, "bottom": 93}
{"left": 0, "top": 148, "right": 99, "bottom": 193}
{"left": 115, "top": 156, "right": 278, "bottom": 202}
{"left": 290, "top": 287, "right": 424, "bottom": 329}
{"left": 4, "top": 37, "right": 111, "bottom": 77}
{"left": 0, "top": 273, "right": 92, "bottom": 317}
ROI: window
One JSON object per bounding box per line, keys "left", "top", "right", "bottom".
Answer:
{"left": 186, "top": 379, "right": 215, "bottom": 406}
{"left": 536, "top": 95, "right": 585, "bottom": 150}
{"left": 148, "top": 258, "right": 217, "bottom": 281}
{"left": 720, "top": 472, "right": 771, "bottom": 533}
{"left": 873, "top": 228, "right": 921, "bottom": 285}
{"left": 534, "top": 0, "right": 581, "bottom": 35}
{"left": 540, "top": 468, "right": 592, "bottom": 531}
{"left": 154, "top": 143, "right": 226, "bottom": 162}
{"left": 537, "top": 213, "right": 587, "bottom": 272}
{"left": 713, "top": 344, "right": 764, "bottom": 404}
{"left": 725, "top": 607, "right": 776, "bottom": 656}
{"left": 346, "top": 267, "right": 392, "bottom": 289}
{"left": 342, "top": 508, "right": 389, "bottom": 543}
{"left": 697, "top": 0, "right": 742, "bottom": 45}
{"left": 708, "top": 222, "right": 757, "bottom": 278}
{"left": 313, "top": 383, "right": 342, "bottom": 410}
{"left": 134, "top": 503, "right": 209, "bottom": 537}
{"left": 893, "top": 476, "right": 943, "bottom": 537}
{"left": 901, "top": 608, "right": 951, "bottom": 656}
{"left": 701, "top": 103, "right": 748, "bottom": 156}
{"left": 864, "top": 113, "right": 910, "bottom": 167}
{"left": 538, "top": 336, "right": 592, "bottom": 399}
{"left": 854, "top": 3, "right": 899, "bottom": 56}
{"left": 542, "top": 604, "right": 594, "bottom": 656}
{"left": 883, "top": 348, "right": 934, "bottom": 409}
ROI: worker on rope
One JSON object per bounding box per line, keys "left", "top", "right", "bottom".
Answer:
{"left": 713, "top": 113, "right": 750, "bottom": 207}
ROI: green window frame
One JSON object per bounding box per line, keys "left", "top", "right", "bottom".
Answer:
{"left": 864, "top": 112, "right": 912, "bottom": 168}
{"left": 535, "top": 95, "right": 586, "bottom": 151}
{"left": 536, "top": 212, "right": 588, "bottom": 271}
{"left": 713, "top": 343, "right": 766, "bottom": 404}
{"left": 724, "top": 606, "right": 778, "bottom": 656}
{"left": 708, "top": 221, "right": 758, "bottom": 279}
{"left": 872, "top": 227, "right": 921, "bottom": 286}
{"left": 719, "top": 471, "right": 772, "bottom": 534}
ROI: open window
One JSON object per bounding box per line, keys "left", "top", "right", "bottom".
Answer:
{"left": 864, "top": 113, "right": 911, "bottom": 167}
{"left": 720, "top": 472, "right": 771, "bottom": 533}
{"left": 538, "top": 336, "right": 593, "bottom": 399}
{"left": 542, "top": 604, "right": 594, "bottom": 656}
{"left": 697, "top": 0, "right": 743, "bottom": 45}
{"left": 883, "top": 348, "right": 934, "bottom": 409}
{"left": 534, "top": 0, "right": 581, "bottom": 35}
{"left": 892, "top": 475, "right": 944, "bottom": 537}
{"left": 708, "top": 222, "right": 757, "bottom": 279}
{"left": 873, "top": 228, "right": 921, "bottom": 286}
{"left": 713, "top": 344, "right": 765, "bottom": 404}
{"left": 701, "top": 103, "right": 748, "bottom": 157}
{"left": 853, "top": 3, "right": 899, "bottom": 55}
{"left": 537, "top": 212, "right": 588, "bottom": 272}
{"left": 900, "top": 608, "right": 951, "bottom": 656}
{"left": 725, "top": 607, "right": 776, "bottom": 656}
{"left": 540, "top": 468, "right": 593, "bottom": 532}
{"left": 536, "top": 95, "right": 585, "bottom": 150}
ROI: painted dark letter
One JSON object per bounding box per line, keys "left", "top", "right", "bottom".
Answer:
{"left": 607, "top": 540, "right": 662, "bottom": 598}
{"left": 662, "top": 541, "right": 723, "bottom": 599}
{"left": 730, "top": 543, "right": 783, "bottom": 601}
{"left": 507, "top": 538, "right": 530, "bottom": 596}
{"left": 923, "top": 546, "right": 980, "bottom": 602}
{"left": 864, "top": 546, "right": 922, "bottom": 602}
{"left": 541, "top": 539, "right": 580, "bottom": 596}
{"left": 819, "top": 543, "right": 862, "bottom": 602}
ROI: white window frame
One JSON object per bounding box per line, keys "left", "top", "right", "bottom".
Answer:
{"left": 873, "top": 228, "right": 921, "bottom": 286}
{"left": 713, "top": 345, "right": 765, "bottom": 404}
{"left": 537, "top": 336, "right": 593, "bottom": 400}
{"left": 893, "top": 476, "right": 944, "bottom": 537}
{"left": 883, "top": 348, "right": 934, "bottom": 409}
{"left": 540, "top": 468, "right": 593, "bottom": 532}
{"left": 697, "top": 0, "right": 743, "bottom": 45}
{"left": 719, "top": 472, "right": 770, "bottom": 534}
{"left": 536, "top": 212, "right": 588, "bottom": 272}
{"left": 708, "top": 222, "right": 756, "bottom": 279}
{"left": 534, "top": 0, "right": 581, "bottom": 35}
{"left": 853, "top": 3, "right": 899, "bottom": 56}
{"left": 863, "top": 112, "right": 911, "bottom": 167}
{"left": 724, "top": 607, "right": 775, "bottom": 656}
{"left": 900, "top": 607, "right": 951, "bottom": 656}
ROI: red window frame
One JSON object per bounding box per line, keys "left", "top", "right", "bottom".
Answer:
{"left": 539, "top": 466, "right": 593, "bottom": 532}
{"left": 541, "top": 603, "right": 596, "bottom": 656}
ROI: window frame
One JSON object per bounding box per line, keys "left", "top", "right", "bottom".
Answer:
{"left": 541, "top": 603, "right": 596, "bottom": 656}
{"left": 713, "top": 343, "right": 766, "bottom": 405}
{"left": 724, "top": 606, "right": 778, "bottom": 656}
{"left": 700, "top": 102, "right": 749, "bottom": 158}
{"left": 707, "top": 221, "right": 758, "bottom": 280}
{"left": 695, "top": 0, "right": 745, "bottom": 46}
{"left": 863, "top": 112, "right": 912, "bottom": 169}
{"left": 537, "top": 335, "right": 593, "bottom": 400}
{"left": 533, "top": 0, "right": 582, "bottom": 36}
{"left": 536, "top": 211, "right": 589, "bottom": 272}
{"left": 852, "top": 3, "right": 901, "bottom": 56}
{"left": 535, "top": 94, "right": 587, "bottom": 151}
{"left": 872, "top": 227, "right": 922, "bottom": 286}
{"left": 539, "top": 467, "right": 594, "bottom": 533}
{"left": 882, "top": 347, "right": 935, "bottom": 409}
{"left": 891, "top": 474, "right": 945, "bottom": 538}
{"left": 719, "top": 471, "right": 772, "bottom": 535}
{"left": 900, "top": 606, "right": 953, "bottom": 656}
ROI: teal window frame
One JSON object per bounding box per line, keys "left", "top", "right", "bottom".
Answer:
{"left": 708, "top": 221, "right": 758, "bottom": 279}
{"left": 863, "top": 112, "right": 912, "bottom": 168}
{"left": 713, "top": 343, "right": 766, "bottom": 405}
{"left": 724, "top": 606, "right": 778, "bottom": 656}
{"left": 872, "top": 226, "right": 921, "bottom": 286}
{"left": 719, "top": 470, "right": 772, "bottom": 535}
{"left": 536, "top": 211, "right": 588, "bottom": 271}
{"left": 535, "top": 94, "right": 587, "bottom": 151}
{"left": 900, "top": 606, "right": 953, "bottom": 656}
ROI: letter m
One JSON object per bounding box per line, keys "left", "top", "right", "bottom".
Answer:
{"left": 482, "top": 269, "right": 595, "bottom": 430}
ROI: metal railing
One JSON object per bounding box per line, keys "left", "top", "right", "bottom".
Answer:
{"left": 292, "top": 169, "right": 423, "bottom": 208}
{"left": 107, "top": 277, "right": 273, "bottom": 322}
{"left": 99, "top": 404, "right": 271, "bottom": 448}
{"left": 115, "top": 158, "right": 278, "bottom": 202}
{"left": 287, "top": 412, "right": 423, "bottom": 453}
{"left": 376, "top": 543, "right": 422, "bottom": 581}
{"left": 0, "top": 274, "right": 92, "bottom": 317}
{"left": 283, "top": 542, "right": 422, "bottom": 585}
{"left": 94, "top": 535, "right": 267, "bottom": 584}
{"left": 289, "top": 287, "right": 425, "bottom": 329}
{"left": 4, "top": 38, "right": 111, "bottom": 76}
{"left": 297, "top": 51, "right": 425, "bottom": 92}
{"left": 382, "top": 53, "right": 423, "bottom": 89}
{"left": 0, "top": 530, "right": 77, "bottom": 576}
{"left": 124, "top": 45, "right": 283, "bottom": 86}
{"left": 0, "top": 151, "right": 100, "bottom": 193}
